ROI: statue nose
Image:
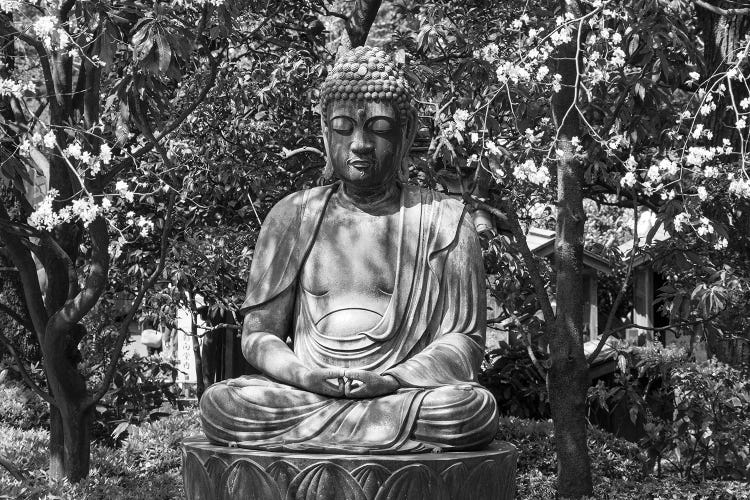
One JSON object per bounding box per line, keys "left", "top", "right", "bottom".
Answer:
{"left": 350, "top": 131, "right": 374, "bottom": 155}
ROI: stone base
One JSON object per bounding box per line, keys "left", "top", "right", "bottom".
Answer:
{"left": 182, "top": 437, "right": 518, "bottom": 500}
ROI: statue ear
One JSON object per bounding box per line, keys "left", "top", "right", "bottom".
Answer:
{"left": 400, "top": 109, "right": 418, "bottom": 181}
{"left": 320, "top": 114, "right": 334, "bottom": 180}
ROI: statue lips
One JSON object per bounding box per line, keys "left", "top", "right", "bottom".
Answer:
{"left": 347, "top": 157, "right": 373, "bottom": 170}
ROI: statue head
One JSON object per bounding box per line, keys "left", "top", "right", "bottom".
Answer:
{"left": 320, "top": 46, "right": 418, "bottom": 188}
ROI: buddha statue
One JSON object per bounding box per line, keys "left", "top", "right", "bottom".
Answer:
{"left": 200, "top": 46, "right": 498, "bottom": 454}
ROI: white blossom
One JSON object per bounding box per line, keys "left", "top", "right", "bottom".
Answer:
{"left": 673, "top": 212, "right": 690, "bottom": 232}
{"left": 64, "top": 141, "right": 83, "bottom": 160}
{"left": 99, "top": 143, "right": 112, "bottom": 164}
{"left": 485, "top": 139, "right": 501, "bottom": 156}
{"left": 452, "top": 109, "right": 471, "bottom": 132}
{"left": 624, "top": 155, "right": 637, "bottom": 171}
{"left": 728, "top": 178, "right": 750, "bottom": 198}
{"left": 0, "top": 78, "right": 34, "bottom": 99}
{"left": 691, "top": 123, "right": 704, "bottom": 139}
{"left": 477, "top": 43, "right": 499, "bottom": 63}
{"left": 28, "top": 189, "right": 71, "bottom": 231}
{"left": 609, "top": 48, "right": 626, "bottom": 67}
{"left": 686, "top": 147, "right": 715, "bottom": 167}
{"left": 658, "top": 158, "right": 679, "bottom": 176}
{"left": 0, "top": 0, "right": 20, "bottom": 13}
{"left": 19, "top": 139, "right": 31, "bottom": 156}
{"left": 696, "top": 186, "right": 708, "bottom": 201}
{"left": 552, "top": 73, "right": 562, "bottom": 93}
{"left": 536, "top": 65, "right": 550, "bottom": 81}
{"left": 43, "top": 131, "right": 57, "bottom": 149}
{"left": 703, "top": 165, "right": 719, "bottom": 178}
{"left": 116, "top": 180, "right": 135, "bottom": 202}
{"left": 620, "top": 171, "right": 637, "bottom": 188}
{"left": 646, "top": 164, "right": 660, "bottom": 181}
{"left": 513, "top": 159, "right": 550, "bottom": 185}
{"left": 70, "top": 196, "right": 99, "bottom": 227}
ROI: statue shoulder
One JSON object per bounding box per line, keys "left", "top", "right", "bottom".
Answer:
{"left": 262, "top": 184, "right": 335, "bottom": 228}
{"left": 407, "top": 185, "right": 467, "bottom": 220}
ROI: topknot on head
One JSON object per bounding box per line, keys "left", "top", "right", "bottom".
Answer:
{"left": 320, "top": 46, "right": 414, "bottom": 125}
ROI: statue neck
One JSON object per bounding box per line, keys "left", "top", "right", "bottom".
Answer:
{"left": 337, "top": 180, "right": 401, "bottom": 214}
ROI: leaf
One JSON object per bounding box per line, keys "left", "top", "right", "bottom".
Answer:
{"left": 155, "top": 33, "right": 171, "bottom": 75}
{"left": 99, "top": 21, "right": 117, "bottom": 67}
{"left": 634, "top": 82, "right": 645, "bottom": 101}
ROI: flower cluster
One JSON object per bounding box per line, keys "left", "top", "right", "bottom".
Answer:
{"left": 27, "top": 189, "right": 108, "bottom": 231}
{"left": 514, "top": 159, "right": 550, "bottom": 186}
{"left": 31, "top": 16, "right": 71, "bottom": 50}
{"left": 0, "top": 78, "right": 35, "bottom": 99}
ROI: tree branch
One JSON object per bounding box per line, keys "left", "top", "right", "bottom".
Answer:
{"left": 1, "top": 23, "right": 59, "bottom": 118}
{"left": 0, "top": 302, "right": 34, "bottom": 332}
{"left": 58, "top": 0, "right": 77, "bottom": 21}
{"left": 694, "top": 0, "right": 750, "bottom": 15}
{"left": 345, "top": 0, "right": 383, "bottom": 47}
{"left": 0, "top": 454, "right": 25, "bottom": 481}
{"left": 0, "top": 205, "right": 48, "bottom": 337}
{"left": 466, "top": 195, "right": 556, "bottom": 325}
{"left": 279, "top": 146, "right": 325, "bottom": 159}
{"left": 100, "top": 53, "right": 222, "bottom": 187}
{"left": 51, "top": 216, "right": 108, "bottom": 328}
{"left": 0, "top": 331, "right": 55, "bottom": 406}
{"left": 85, "top": 190, "right": 176, "bottom": 411}
{"left": 588, "top": 196, "right": 638, "bottom": 364}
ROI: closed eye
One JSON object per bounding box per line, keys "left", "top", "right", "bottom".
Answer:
{"left": 368, "top": 117, "right": 394, "bottom": 134}
{"left": 330, "top": 116, "right": 354, "bottom": 135}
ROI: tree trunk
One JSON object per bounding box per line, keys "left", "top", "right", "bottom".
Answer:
{"left": 44, "top": 326, "right": 91, "bottom": 482}
{"left": 548, "top": 0, "right": 594, "bottom": 497}
{"left": 345, "top": 0, "right": 383, "bottom": 47}
{"left": 188, "top": 291, "right": 205, "bottom": 399}
{"left": 696, "top": 3, "right": 750, "bottom": 146}
{"left": 192, "top": 328, "right": 205, "bottom": 399}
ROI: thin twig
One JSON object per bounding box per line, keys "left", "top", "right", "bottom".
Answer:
{"left": 588, "top": 196, "right": 638, "bottom": 364}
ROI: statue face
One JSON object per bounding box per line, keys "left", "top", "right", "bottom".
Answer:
{"left": 324, "top": 100, "right": 402, "bottom": 188}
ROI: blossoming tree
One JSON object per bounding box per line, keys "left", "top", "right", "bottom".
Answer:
{"left": 394, "top": 0, "right": 750, "bottom": 496}
{"left": 0, "top": 0, "right": 283, "bottom": 481}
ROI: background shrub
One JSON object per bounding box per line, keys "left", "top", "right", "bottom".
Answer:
{"left": 480, "top": 343, "right": 550, "bottom": 419}
{"left": 588, "top": 342, "right": 750, "bottom": 480}
{"left": 0, "top": 379, "right": 48, "bottom": 430}
{"left": 0, "top": 408, "right": 200, "bottom": 499}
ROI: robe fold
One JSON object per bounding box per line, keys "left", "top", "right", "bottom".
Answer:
{"left": 201, "top": 182, "right": 497, "bottom": 453}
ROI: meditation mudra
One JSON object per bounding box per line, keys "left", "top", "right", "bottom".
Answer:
{"left": 200, "top": 46, "right": 498, "bottom": 454}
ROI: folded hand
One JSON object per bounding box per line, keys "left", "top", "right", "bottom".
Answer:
{"left": 342, "top": 370, "right": 399, "bottom": 398}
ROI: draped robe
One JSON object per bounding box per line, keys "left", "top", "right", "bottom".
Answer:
{"left": 200, "top": 183, "right": 498, "bottom": 453}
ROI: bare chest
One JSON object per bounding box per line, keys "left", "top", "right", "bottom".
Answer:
{"left": 300, "top": 209, "right": 400, "bottom": 296}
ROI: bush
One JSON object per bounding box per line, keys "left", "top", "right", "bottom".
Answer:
{"left": 90, "top": 355, "right": 181, "bottom": 444}
{"left": 0, "top": 408, "right": 201, "bottom": 499}
{"left": 480, "top": 342, "right": 550, "bottom": 419}
{"left": 0, "top": 379, "right": 48, "bottom": 430}
{"left": 588, "top": 342, "right": 750, "bottom": 481}
{"left": 643, "top": 359, "right": 750, "bottom": 480}
{"left": 497, "top": 416, "right": 749, "bottom": 500}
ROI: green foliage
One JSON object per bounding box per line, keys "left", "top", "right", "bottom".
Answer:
{"left": 0, "top": 409, "right": 200, "bottom": 499}
{"left": 588, "top": 343, "right": 750, "bottom": 480}
{"left": 643, "top": 359, "right": 750, "bottom": 480}
{"left": 498, "top": 416, "right": 749, "bottom": 499}
{"left": 90, "top": 355, "right": 181, "bottom": 444}
{"left": 0, "top": 379, "right": 48, "bottom": 430}
{"left": 480, "top": 343, "right": 550, "bottom": 419}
